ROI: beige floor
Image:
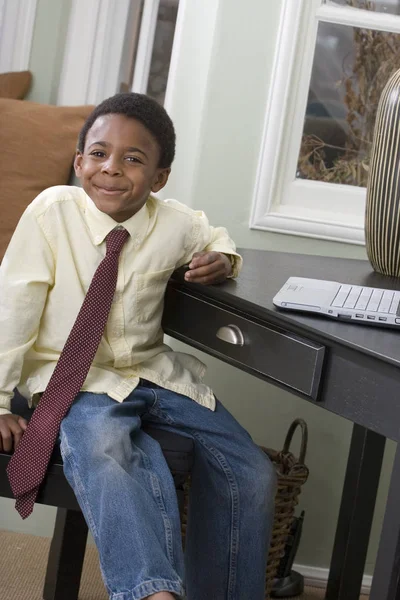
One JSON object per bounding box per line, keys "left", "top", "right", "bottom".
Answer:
{"left": 0, "top": 529, "right": 368, "bottom": 599}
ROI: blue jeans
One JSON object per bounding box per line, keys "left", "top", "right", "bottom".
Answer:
{"left": 59, "top": 382, "right": 276, "bottom": 600}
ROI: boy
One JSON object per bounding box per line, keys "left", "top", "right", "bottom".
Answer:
{"left": 0, "top": 93, "right": 276, "bottom": 600}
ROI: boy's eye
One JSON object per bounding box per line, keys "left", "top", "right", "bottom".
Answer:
{"left": 90, "top": 150, "right": 105, "bottom": 158}
{"left": 126, "top": 156, "right": 142, "bottom": 163}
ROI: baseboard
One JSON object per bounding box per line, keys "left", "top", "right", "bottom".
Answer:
{"left": 293, "top": 563, "right": 372, "bottom": 595}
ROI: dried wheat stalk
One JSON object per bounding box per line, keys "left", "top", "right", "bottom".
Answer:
{"left": 297, "top": 0, "right": 400, "bottom": 186}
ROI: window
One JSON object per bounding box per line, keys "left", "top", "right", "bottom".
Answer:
{"left": 122, "top": 0, "right": 180, "bottom": 105}
{"left": 250, "top": 0, "right": 400, "bottom": 244}
{"left": 58, "top": 0, "right": 180, "bottom": 108}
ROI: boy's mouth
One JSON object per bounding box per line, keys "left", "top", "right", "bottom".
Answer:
{"left": 95, "top": 185, "right": 126, "bottom": 195}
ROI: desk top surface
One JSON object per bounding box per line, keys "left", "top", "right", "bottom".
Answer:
{"left": 170, "top": 249, "right": 400, "bottom": 369}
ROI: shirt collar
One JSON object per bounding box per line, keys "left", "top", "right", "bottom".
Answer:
{"left": 84, "top": 192, "right": 150, "bottom": 247}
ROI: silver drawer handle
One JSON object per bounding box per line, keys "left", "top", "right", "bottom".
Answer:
{"left": 216, "top": 325, "right": 245, "bottom": 346}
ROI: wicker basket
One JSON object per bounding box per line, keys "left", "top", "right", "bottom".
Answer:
{"left": 263, "top": 418, "right": 309, "bottom": 599}
{"left": 180, "top": 418, "right": 309, "bottom": 599}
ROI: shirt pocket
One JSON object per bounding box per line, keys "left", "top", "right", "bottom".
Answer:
{"left": 134, "top": 267, "right": 175, "bottom": 324}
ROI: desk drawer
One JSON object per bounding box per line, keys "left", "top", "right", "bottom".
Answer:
{"left": 163, "top": 289, "right": 325, "bottom": 400}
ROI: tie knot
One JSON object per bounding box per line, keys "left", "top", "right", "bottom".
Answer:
{"left": 106, "top": 228, "right": 130, "bottom": 255}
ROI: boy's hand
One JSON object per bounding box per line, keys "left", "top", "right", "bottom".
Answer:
{"left": 184, "top": 251, "right": 232, "bottom": 285}
{"left": 0, "top": 414, "right": 28, "bottom": 452}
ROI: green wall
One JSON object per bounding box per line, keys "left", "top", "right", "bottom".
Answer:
{"left": 165, "top": 0, "right": 394, "bottom": 574}
{"left": 27, "top": 0, "right": 71, "bottom": 104}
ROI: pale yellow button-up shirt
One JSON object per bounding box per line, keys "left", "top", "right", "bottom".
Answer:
{"left": 0, "top": 186, "right": 242, "bottom": 416}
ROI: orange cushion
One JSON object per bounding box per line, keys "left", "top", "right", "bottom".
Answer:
{"left": 0, "top": 99, "right": 94, "bottom": 259}
{"left": 0, "top": 71, "right": 32, "bottom": 99}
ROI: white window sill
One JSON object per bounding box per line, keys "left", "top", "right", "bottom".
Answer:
{"left": 250, "top": 206, "right": 365, "bottom": 246}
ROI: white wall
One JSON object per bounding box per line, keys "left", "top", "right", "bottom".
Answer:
{"left": 27, "top": 0, "right": 71, "bottom": 104}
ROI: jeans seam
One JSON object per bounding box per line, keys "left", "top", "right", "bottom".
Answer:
{"left": 190, "top": 430, "right": 240, "bottom": 600}
{"left": 148, "top": 386, "right": 158, "bottom": 410}
{"left": 60, "top": 434, "right": 96, "bottom": 528}
{"left": 60, "top": 451, "right": 99, "bottom": 543}
{"left": 148, "top": 396, "right": 175, "bottom": 424}
{"left": 150, "top": 393, "right": 240, "bottom": 600}
{"left": 139, "top": 446, "right": 176, "bottom": 569}
{"left": 60, "top": 437, "right": 114, "bottom": 588}
{"left": 109, "top": 577, "right": 185, "bottom": 600}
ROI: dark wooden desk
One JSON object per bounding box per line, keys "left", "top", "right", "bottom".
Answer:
{"left": 163, "top": 248, "right": 400, "bottom": 600}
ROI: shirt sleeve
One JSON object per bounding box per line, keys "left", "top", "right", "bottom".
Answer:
{"left": 178, "top": 210, "right": 243, "bottom": 278}
{"left": 0, "top": 207, "right": 54, "bottom": 415}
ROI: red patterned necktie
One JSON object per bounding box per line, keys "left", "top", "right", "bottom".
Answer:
{"left": 7, "top": 227, "right": 130, "bottom": 519}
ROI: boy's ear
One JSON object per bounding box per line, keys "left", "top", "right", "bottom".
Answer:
{"left": 74, "top": 151, "right": 83, "bottom": 177}
{"left": 151, "top": 168, "right": 170, "bottom": 193}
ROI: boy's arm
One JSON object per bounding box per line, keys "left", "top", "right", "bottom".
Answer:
{"left": 0, "top": 208, "right": 54, "bottom": 416}
{"left": 179, "top": 213, "right": 243, "bottom": 285}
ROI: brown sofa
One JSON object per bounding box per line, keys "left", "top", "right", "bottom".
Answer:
{"left": 0, "top": 70, "right": 93, "bottom": 258}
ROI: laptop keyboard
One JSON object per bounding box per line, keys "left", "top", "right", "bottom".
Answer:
{"left": 331, "top": 285, "right": 400, "bottom": 315}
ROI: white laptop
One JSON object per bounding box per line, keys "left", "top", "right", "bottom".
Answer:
{"left": 273, "top": 277, "right": 400, "bottom": 328}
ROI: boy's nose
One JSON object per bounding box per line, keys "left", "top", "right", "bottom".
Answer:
{"left": 101, "top": 158, "right": 122, "bottom": 175}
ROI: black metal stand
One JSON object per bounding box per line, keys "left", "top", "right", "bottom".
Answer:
{"left": 272, "top": 570, "right": 304, "bottom": 598}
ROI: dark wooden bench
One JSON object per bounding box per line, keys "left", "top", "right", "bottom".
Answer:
{"left": 0, "top": 390, "right": 194, "bottom": 600}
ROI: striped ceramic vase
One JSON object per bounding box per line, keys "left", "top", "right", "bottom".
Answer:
{"left": 365, "top": 68, "right": 400, "bottom": 277}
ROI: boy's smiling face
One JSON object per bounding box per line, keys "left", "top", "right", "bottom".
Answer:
{"left": 74, "top": 113, "right": 170, "bottom": 222}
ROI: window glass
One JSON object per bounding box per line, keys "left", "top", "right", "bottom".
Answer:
{"left": 297, "top": 21, "right": 400, "bottom": 187}
{"left": 146, "top": 0, "right": 179, "bottom": 105}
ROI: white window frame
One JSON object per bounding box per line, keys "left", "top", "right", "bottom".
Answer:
{"left": 250, "top": 0, "right": 400, "bottom": 245}
{"left": 58, "top": 0, "right": 176, "bottom": 105}
{"left": 131, "top": 0, "right": 160, "bottom": 93}
{"left": 0, "top": 0, "right": 38, "bottom": 73}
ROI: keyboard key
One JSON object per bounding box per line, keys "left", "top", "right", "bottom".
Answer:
{"left": 389, "top": 294, "right": 400, "bottom": 314}
{"left": 344, "top": 286, "right": 362, "bottom": 309}
{"left": 355, "top": 288, "right": 373, "bottom": 310}
{"left": 366, "top": 289, "right": 383, "bottom": 312}
{"left": 332, "top": 285, "right": 351, "bottom": 308}
{"left": 378, "top": 291, "right": 394, "bottom": 313}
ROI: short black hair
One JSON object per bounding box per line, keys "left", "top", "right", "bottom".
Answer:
{"left": 77, "top": 92, "right": 176, "bottom": 168}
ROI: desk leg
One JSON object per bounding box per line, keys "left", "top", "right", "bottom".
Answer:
{"left": 326, "top": 424, "right": 385, "bottom": 600}
{"left": 369, "top": 441, "right": 400, "bottom": 600}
